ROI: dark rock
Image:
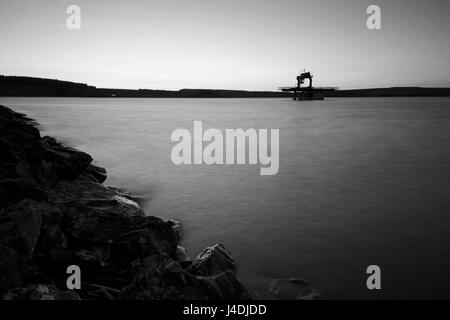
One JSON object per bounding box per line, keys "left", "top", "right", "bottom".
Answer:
{"left": 84, "top": 164, "right": 107, "bottom": 183}
{"left": 15, "top": 161, "right": 33, "bottom": 178}
{"left": 0, "top": 199, "right": 43, "bottom": 256}
{"left": 200, "top": 270, "right": 253, "bottom": 300}
{"left": 268, "top": 278, "right": 322, "bottom": 300}
{"left": 4, "top": 123, "right": 40, "bottom": 146}
{"left": 188, "top": 243, "right": 236, "bottom": 276}
{"left": 3, "top": 284, "right": 80, "bottom": 300}
{"left": 0, "top": 136, "right": 22, "bottom": 163}
{"left": 109, "top": 216, "right": 179, "bottom": 263}
{"left": 0, "top": 178, "right": 48, "bottom": 204}
{"left": 33, "top": 247, "right": 109, "bottom": 283}
{"left": 62, "top": 197, "right": 145, "bottom": 246}
{"left": 81, "top": 283, "right": 120, "bottom": 300}
{"left": 34, "top": 159, "right": 59, "bottom": 187}
{"left": 119, "top": 254, "right": 251, "bottom": 300}
{"left": 56, "top": 151, "right": 93, "bottom": 180}
{"left": 32, "top": 136, "right": 93, "bottom": 181}
{"left": 34, "top": 203, "right": 67, "bottom": 258}
{"left": 107, "top": 186, "right": 146, "bottom": 203}
{"left": 0, "top": 245, "right": 23, "bottom": 294}
{"left": 176, "top": 246, "right": 192, "bottom": 268}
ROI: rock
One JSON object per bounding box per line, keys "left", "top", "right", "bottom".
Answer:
{"left": 0, "top": 245, "right": 23, "bottom": 294}
{"left": 268, "top": 278, "right": 322, "bottom": 300}
{"left": 188, "top": 243, "right": 236, "bottom": 276}
{"left": 3, "top": 122, "right": 40, "bottom": 146}
{"left": 109, "top": 216, "right": 180, "bottom": 263}
{"left": 62, "top": 197, "right": 146, "bottom": 246}
{"left": 56, "top": 151, "right": 93, "bottom": 180}
{"left": 34, "top": 159, "right": 59, "bottom": 187}
{"left": 176, "top": 246, "right": 192, "bottom": 268}
{"left": 81, "top": 283, "right": 120, "bottom": 300}
{"left": 0, "top": 199, "right": 43, "bottom": 256}
{"left": 200, "top": 270, "right": 253, "bottom": 300}
{"left": 107, "top": 186, "right": 145, "bottom": 203}
{"left": 0, "top": 178, "right": 48, "bottom": 204}
{"left": 84, "top": 164, "right": 107, "bottom": 183}
{"left": 3, "top": 284, "right": 80, "bottom": 300}
{"left": 31, "top": 136, "right": 93, "bottom": 181}
{"left": 34, "top": 247, "right": 109, "bottom": 283}
{"left": 119, "top": 255, "right": 251, "bottom": 300}
{"left": 14, "top": 161, "right": 33, "bottom": 178}
{"left": 33, "top": 203, "right": 67, "bottom": 258}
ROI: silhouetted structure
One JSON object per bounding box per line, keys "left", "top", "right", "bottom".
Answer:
{"left": 280, "top": 70, "right": 336, "bottom": 100}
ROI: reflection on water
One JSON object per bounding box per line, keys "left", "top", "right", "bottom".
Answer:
{"left": 2, "top": 97, "right": 450, "bottom": 299}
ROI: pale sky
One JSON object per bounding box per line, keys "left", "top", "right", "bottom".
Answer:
{"left": 0, "top": 0, "right": 449, "bottom": 90}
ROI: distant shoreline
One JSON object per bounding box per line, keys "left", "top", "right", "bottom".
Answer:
{"left": 2, "top": 75, "right": 450, "bottom": 98}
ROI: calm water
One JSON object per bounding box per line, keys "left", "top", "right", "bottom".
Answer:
{"left": 2, "top": 97, "right": 450, "bottom": 299}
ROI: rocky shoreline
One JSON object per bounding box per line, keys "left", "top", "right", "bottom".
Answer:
{"left": 0, "top": 104, "right": 252, "bottom": 300}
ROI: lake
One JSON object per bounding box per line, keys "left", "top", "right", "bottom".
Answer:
{"left": 1, "top": 97, "right": 450, "bottom": 299}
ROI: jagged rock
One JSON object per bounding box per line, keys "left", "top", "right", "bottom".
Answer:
{"left": 84, "top": 164, "right": 107, "bottom": 183}
{"left": 3, "top": 284, "right": 80, "bottom": 300}
{"left": 176, "top": 246, "right": 192, "bottom": 268}
{"left": 29, "top": 136, "right": 93, "bottom": 181}
{"left": 0, "top": 199, "right": 43, "bottom": 256}
{"left": 268, "top": 278, "right": 322, "bottom": 300}
{"left": 57, "top": 190, "right": 178, "bottom": 262}
{"left": 107, "top": 186, "right": 146, "bottom": 203}
{"left": 56, "top": 151, "right": 93, "bottom": 180}
{"left": 200, "top": 270, "right": 253, "bottom": 300}
{"left": 119, "top": 254, "right": 251, "bottom": 300}
{"left": 188, "top": 243, "right": 236, "bottom": 276}
{"left": 63, "top": 202, "right": 141, "bottom": 247}
{"left": 109, "top": 216, "right": 179, "bottom": 263}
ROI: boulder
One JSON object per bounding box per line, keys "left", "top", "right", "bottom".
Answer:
{"left": 109, "top": 215, "right": 180, "bottom": 263}
{"left": 30, "top": 136, "right": 93, "bottom": 181}
{"left": 176, "top": 246, "right": 192, "bottom": 268}
{"left": 63, "top": 199, "right": 143, "bottom": 247}
{"left": 55, "top": 151, "right": 93, "bottom": 180}
{"left": 84, "top": 164, "right": 107, "bottom": 183}
{"left": 119, "top": 254, "right": 251, "bottom": 300}
{"left": 268, "top": 278, "right": 322, "bottom": 300}
{"left": 199, "top": 270, "right": 253, "bottom": 300}
{"left": 188, "top": 243, "right": 236, "bottom": 276}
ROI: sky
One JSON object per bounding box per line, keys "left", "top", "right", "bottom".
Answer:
{"left": 0, "top": 0, "right": 449, "bottom": 90}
